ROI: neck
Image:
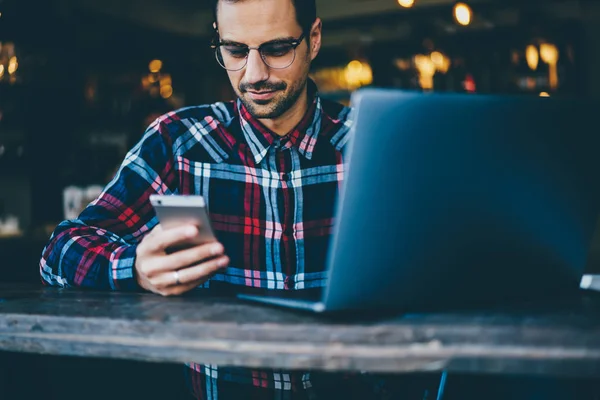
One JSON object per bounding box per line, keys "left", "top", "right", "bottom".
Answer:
{"left": 259, "top": 85, "right": 309, "bottom": 136}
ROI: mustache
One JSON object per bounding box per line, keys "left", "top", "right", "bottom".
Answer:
{"left": 240, "top": 81, "right": 286, "bottom": 93}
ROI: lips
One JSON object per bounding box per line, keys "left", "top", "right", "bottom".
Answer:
{"left": 247, "top": 90, "right": 278, "bottom": 101}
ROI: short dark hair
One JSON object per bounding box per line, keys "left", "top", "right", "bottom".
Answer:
{"left": 211, "top": 0, "right": 316, "bottom": 35}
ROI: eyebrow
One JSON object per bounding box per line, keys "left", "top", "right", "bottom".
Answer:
{"left": 219, "top": 36, "right": 299, "bottom": 47}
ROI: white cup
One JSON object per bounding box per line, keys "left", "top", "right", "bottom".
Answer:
{"left": 63, "top": 186, "right": 84, "bottom": 220}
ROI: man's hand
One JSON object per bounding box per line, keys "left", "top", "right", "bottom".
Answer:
{"left": 135, "top": 224, "right": 229, "bottom": 296}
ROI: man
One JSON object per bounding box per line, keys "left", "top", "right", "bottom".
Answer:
{"left": 40, "top": 0, "right": 401, "bottom": 398}
{"left": 40, "top": 0, "right": 595, "bottom": 398}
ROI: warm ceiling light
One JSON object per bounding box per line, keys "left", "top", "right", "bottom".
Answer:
{"left": 540, "top": 43, "right": 559, "bottom": 89}
{"left": 160, "top": 85, "right": 173, "bottom": 99}
{"left": 160, "top": 74, "right": 172, "bottom": 86}
{"left": 8, "top": 57, "right": 18, "bottom": 75}
{"left": 539, "top": 92, "right": 550, "bottom": 97}
{"left": 414, "top": 54, "right": 436, "bottom": 90}
{"left": 539, "top": 43, "right": 558, "bottom": 65}
{"left": 430, "top": 51, "right": 444, "bottom": 66}
{"left": 344, "top": 60, "right": 373, "bottom": 88}
{"left": 453, "top": 2, "right": 472, "bottom": 26}
{"left": 525, "top": 45, "right": 539, "bottom": 71}
{"left": 149, "top": 59, "right": 163, "bottom": 73}
{"left": 398, "top": 0, "right": 415, "bottom": 8}
{"left": 430, "top": 51, "right": 450, "bottom": 73}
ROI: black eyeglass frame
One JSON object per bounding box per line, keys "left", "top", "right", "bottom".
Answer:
{"left": 210, "top": 33, "right": 306, "bottom": 71}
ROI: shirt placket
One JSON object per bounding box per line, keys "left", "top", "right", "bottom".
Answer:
{"left": 275, "top": 139, "right": 296, "bottom": 289}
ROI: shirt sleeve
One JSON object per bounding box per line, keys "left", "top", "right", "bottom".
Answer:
{"left": 39, "top": 119, "right": 178, "bottom": 291}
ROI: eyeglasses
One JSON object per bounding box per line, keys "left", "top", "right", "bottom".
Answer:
{"left": 211, "top": 33, "right": 305, "bottom": 71}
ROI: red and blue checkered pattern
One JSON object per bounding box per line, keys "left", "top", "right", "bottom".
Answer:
{"left": 39, "top": 82, "right": 364, "bottom": 399}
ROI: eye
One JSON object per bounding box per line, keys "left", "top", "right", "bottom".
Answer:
{"left": 261, "top": 43, "right": 294, "bottom": 57}
{"left": 222, "top": 46, "right": 248, "bottom": 59}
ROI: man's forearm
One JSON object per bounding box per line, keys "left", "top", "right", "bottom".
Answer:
{"left": 40, "top": 220, "right": 141, "bottom": 291}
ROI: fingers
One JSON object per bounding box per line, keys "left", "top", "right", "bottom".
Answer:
{"left": 141, "top": 224, "right": 199, "bottom": 254}
{"left": 145, "top": 242, "right": 225, "bottom": 276}
{"left": 178, "top": 255, "right": 229, "bottom": 285}
{"left": 149, "top": 256, "right": 230, "bottom": 296}
{"left": 136, "top": 224, "right": 229, "bottom": 297}
{"left": 151, "top": 255, "right": 230, "bottom": 288}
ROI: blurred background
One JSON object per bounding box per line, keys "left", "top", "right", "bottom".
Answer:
{"left": 1, "top": 0, "right": 600, "bottom": 282}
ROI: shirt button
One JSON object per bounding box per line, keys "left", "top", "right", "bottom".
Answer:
{"left": 282, "top": 173, "right": 290, "bottom": 181}
{"left": 284, "top": 227, "right": 293, "bottom": 236}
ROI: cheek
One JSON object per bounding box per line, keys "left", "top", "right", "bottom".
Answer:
{"left": 227, "top": 71, "right": 243, "bottom": 90}
{"left": 294, "top": 53, "right": 311, "bottom": 76}
{"left": 276, "top": 63, "right": 308, "bottom": 87}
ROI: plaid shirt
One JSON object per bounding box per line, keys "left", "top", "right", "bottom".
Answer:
{"left": 41, "top": 81, "right": 402, "bottom": 399}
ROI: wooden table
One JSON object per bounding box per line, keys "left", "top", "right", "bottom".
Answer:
{"left": 1, "top": 284, "right": 600, "bottom": 378}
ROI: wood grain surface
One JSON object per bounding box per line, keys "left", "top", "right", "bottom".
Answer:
{"left": 1, "top": 284, "right": 600, "bottom": 377}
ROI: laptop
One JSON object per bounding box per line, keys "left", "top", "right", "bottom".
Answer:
{"left": 238, "top": 88, "right": 600, "bottom": 314}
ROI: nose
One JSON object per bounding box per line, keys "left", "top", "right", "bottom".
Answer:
{"left": 244, "top": 49, "right": 270, "bottom": 85}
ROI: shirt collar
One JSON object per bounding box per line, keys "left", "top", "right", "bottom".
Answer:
{"left": 237, "top": 79, "right": 323, "bottom": 164}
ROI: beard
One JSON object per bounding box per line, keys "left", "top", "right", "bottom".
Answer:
{"left": 236, "top": 73, "right": 308, "bottom": 119}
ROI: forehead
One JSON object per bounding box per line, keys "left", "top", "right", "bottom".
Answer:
{"left": 217, "top": 0, "right": 302, "bottom": 44}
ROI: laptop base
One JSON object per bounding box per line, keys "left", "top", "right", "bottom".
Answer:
{"left": 237, "top": 294, "right": 326, "bottom": 313}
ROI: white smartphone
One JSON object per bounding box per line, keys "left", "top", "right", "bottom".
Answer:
{"left": 149, "top": 194, "right": 217, "bottom": 252}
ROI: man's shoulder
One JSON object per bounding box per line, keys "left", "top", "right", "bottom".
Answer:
{"left": 140, "top": 101, "right": 238, "bottom": 162}
{"left": 150, "top": 101, "right": 238, "bottom": 135}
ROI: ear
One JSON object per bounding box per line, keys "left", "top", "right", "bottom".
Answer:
{"left": 309, "top": 18, "right": 322, "bottom": 61}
